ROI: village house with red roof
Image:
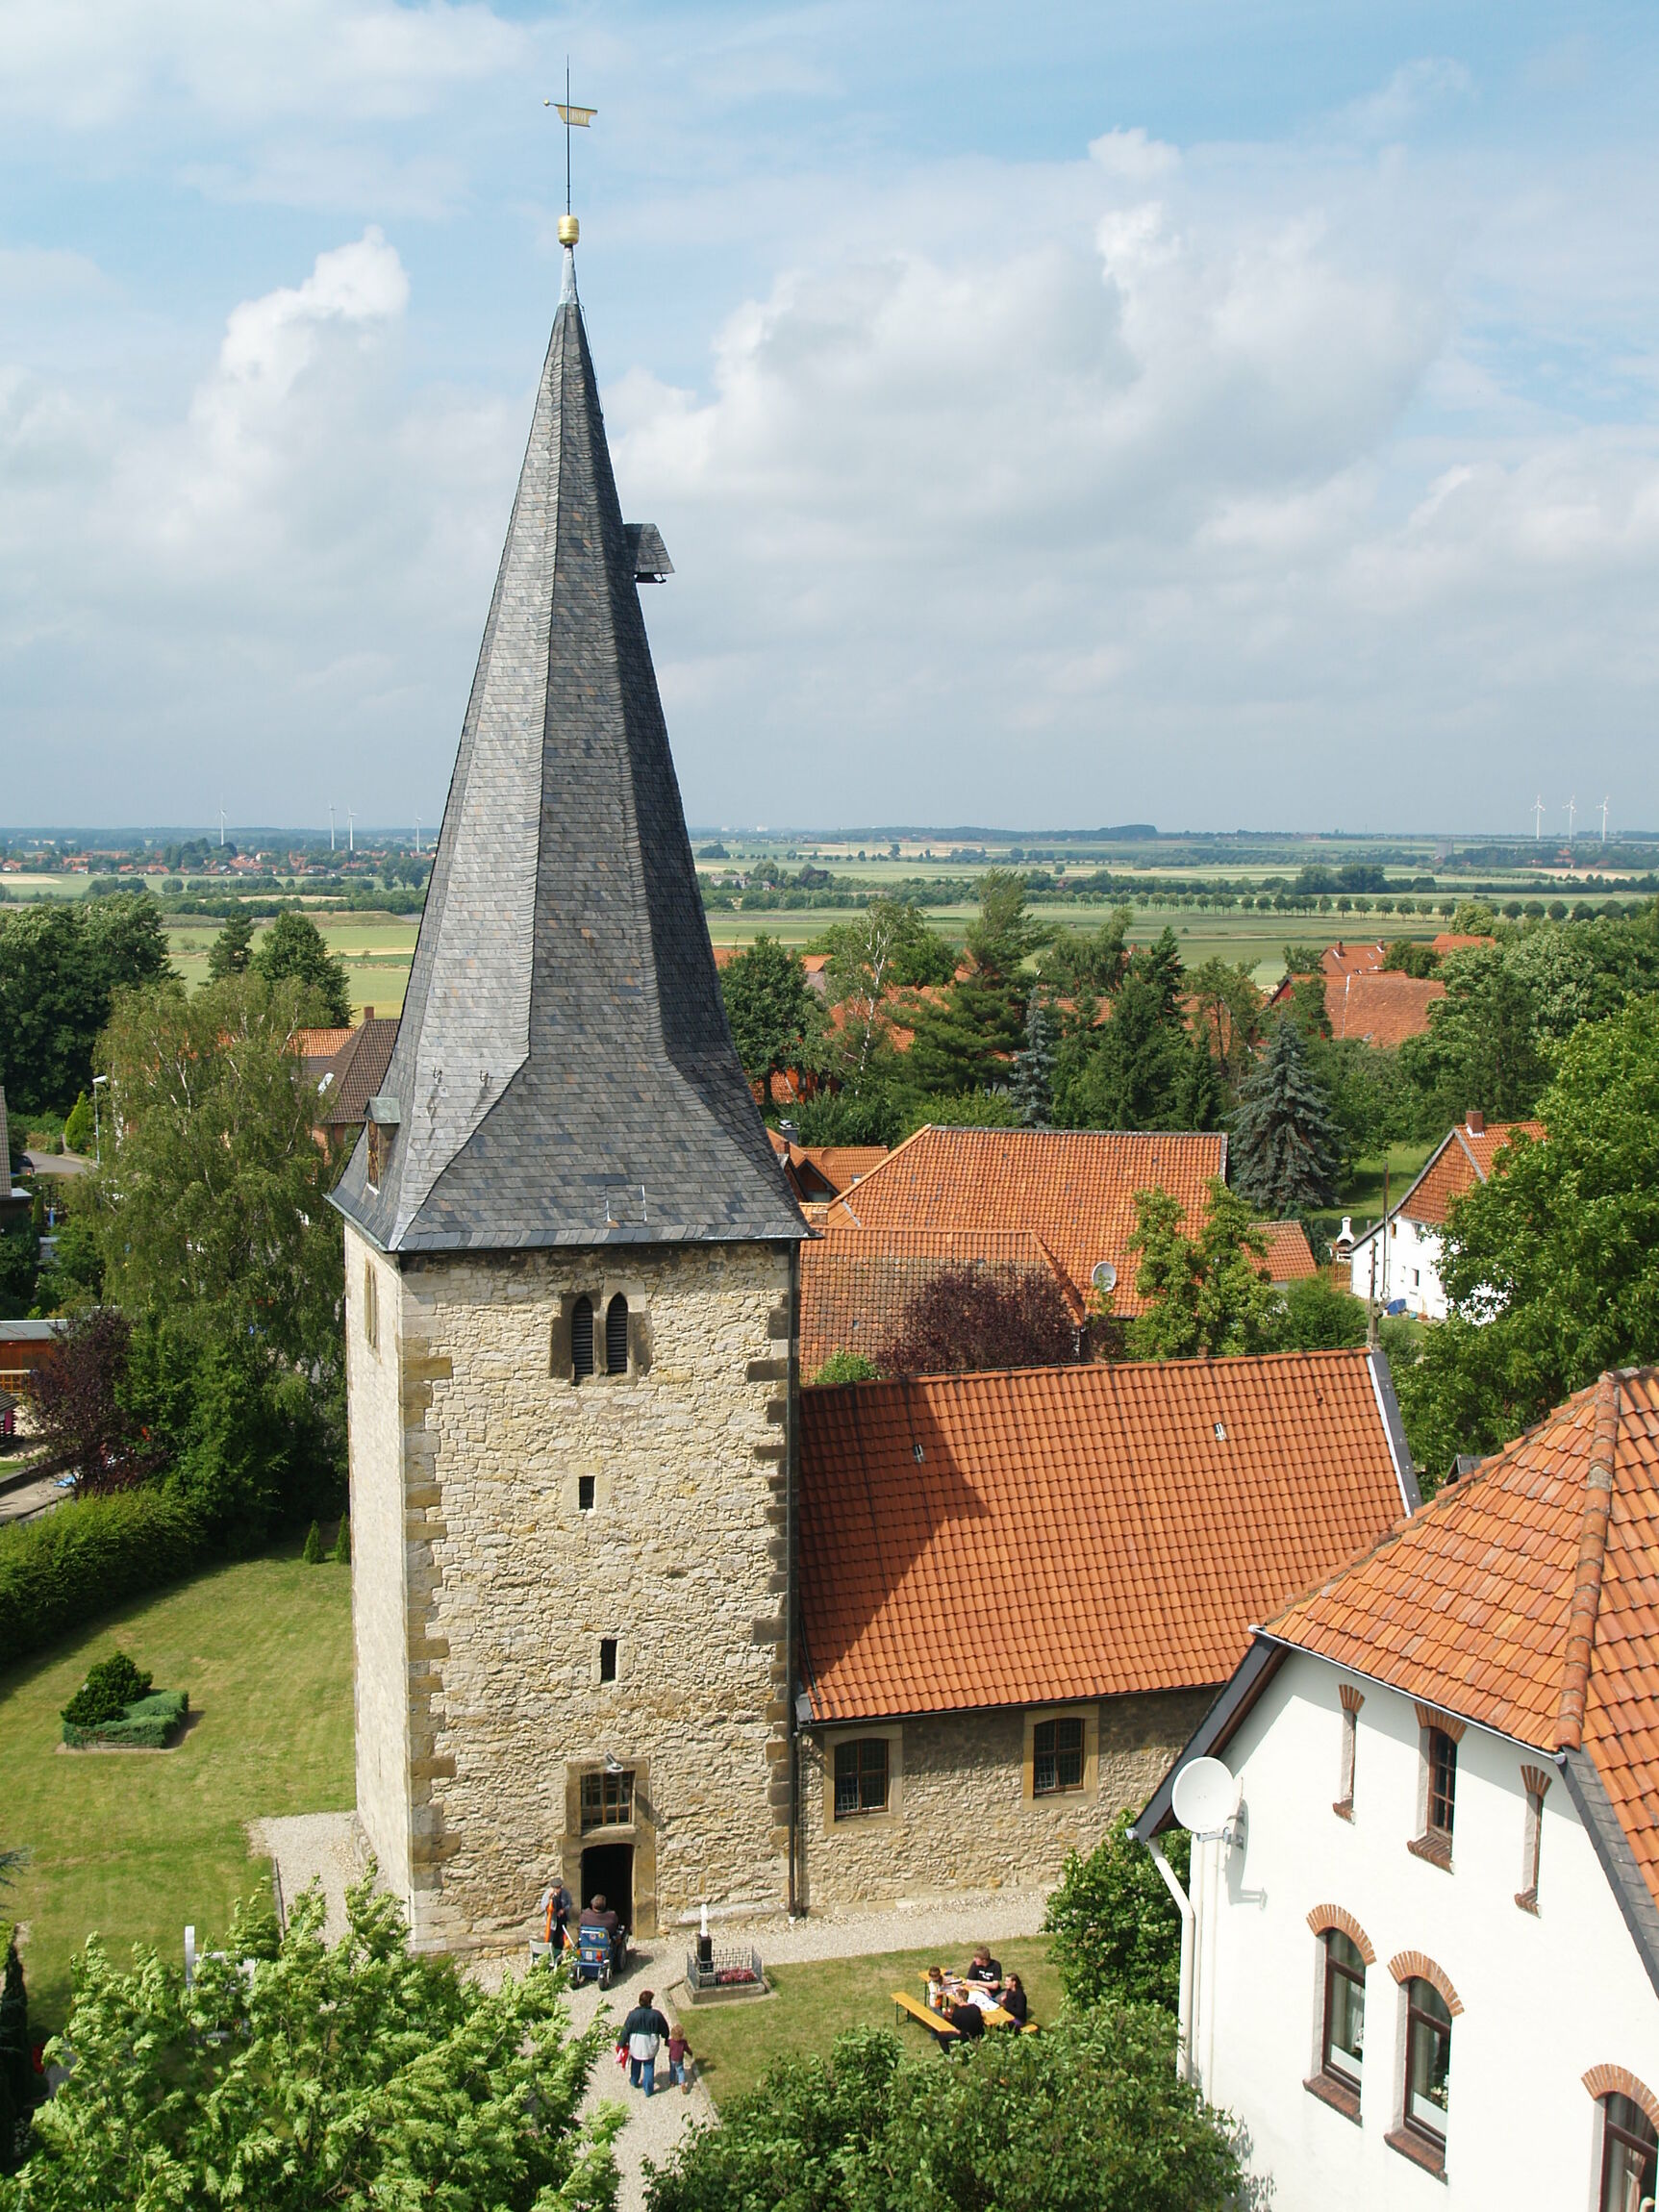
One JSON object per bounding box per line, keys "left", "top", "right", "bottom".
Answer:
{"left": 796, "top": 1348, "right": 1416, "bottom": 1909}
{"left": 1135, "top": 1368, "right": 1659, "bottom": 2207}
{"left": 1343, "top": 1113, "right": 1545, "bottom": 1320}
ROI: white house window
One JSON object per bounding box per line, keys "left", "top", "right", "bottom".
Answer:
{"left": 1599, "top": 2092, "right": 1658, "bottom": 2212}
{"left": 1390, "top": 1977, "right": 1452, "bottom": 2171}
{"left": 1409, "top": 1703, "right": 1464, "bottom": 1870}
{"left": 1321, "top": 1931, "right": 1366, "bottom": 2091}
{"left": 1518, "top": 1764, "right": 1550, "bottom": 1912}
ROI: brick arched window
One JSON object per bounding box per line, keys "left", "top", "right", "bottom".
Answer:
{"left": 1585, "top": 2068, "right": 1659, "bottom": 2211}
{"left": 606, "top": 1294, "right": 629, "bottom": 1376}
{"left": 571, "top": 1295, "right": 594, "bottom": 1379}
{"left": 1388, "top": 1953, "right": 1460, "bottom": 2174}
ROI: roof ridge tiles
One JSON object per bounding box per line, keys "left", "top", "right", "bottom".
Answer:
{"left": 1557, "top": 1371, "right": 1621, "bottom": 1753}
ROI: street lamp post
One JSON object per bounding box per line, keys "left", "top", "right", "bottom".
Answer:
{"left": 91, "top": 1074, "right": 109, "bottom": 1166}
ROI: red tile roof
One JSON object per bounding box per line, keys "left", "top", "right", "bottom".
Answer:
{"left": 767, "top": 1129, "right": 888, "bottom": 1204}
{"left": 316, "top": 1018, "right": 399, "bottom": 1129}
{"left": 820, "top": 1126, "right": 1228, "bottom": 1318}
{"left": 798, "top": 1350, "right": 1411, "bottom": 1721}
{"left": 799, "top": 1228, "right": 1082, "bottom": 1375}
{"left": 1268, "top": 1369, "right": 1659, "bottom": 1906}
{"left": 1394, "top": 1119, "right": 1546, "bottom": 1229}
{"left": 1261, "top": 1219, "right": 1319, "bottom": 1284}
{"left": 1325, "top": 969, "right": 1445, "bottom": 1047}
{"left": 1429, "top": 933, "right": 1495, "bottom": 956}
{"left": 1320, "top": 941, "right": 1387, "bottom": 979}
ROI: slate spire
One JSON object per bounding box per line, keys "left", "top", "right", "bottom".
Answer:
{"left": 333, "top": 244, "right": 805, "bottom": 1253}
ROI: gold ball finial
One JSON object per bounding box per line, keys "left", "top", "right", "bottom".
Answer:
{"left": 558, "top": 214, "right": 579, "bottom": 246}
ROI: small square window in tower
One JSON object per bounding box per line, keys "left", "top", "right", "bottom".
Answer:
{"left": 578, "top": 1475, "right": 595, "bottom": 1513}
{"left": 1033, "top": 1717, "right": 1085, "bottom": 1797}
{"left": 605, "top": 1294, "right": 629, "bottom": 1375}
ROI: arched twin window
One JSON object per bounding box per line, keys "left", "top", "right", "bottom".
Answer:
{"left": 571, "top": 1295, "right": 594, "bottom": 1378}
{"left": 1586, "top": 2070, "right": 1659, "bottom": 2211}
{"left": 566, "top": 1293, "right": 629, "bottom": 1381}
{"left": 605, "top": 1294, "right": 629, "bottom": 1375}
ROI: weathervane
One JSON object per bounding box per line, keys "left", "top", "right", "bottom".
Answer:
{"left": 544, "top": 63, "right": 596, "bottom": 245}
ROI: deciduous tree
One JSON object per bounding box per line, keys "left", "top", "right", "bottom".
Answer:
{"left": 1121, "top": 1178, "right": 1284, "bottom": 1359}
{"left": 876, "top": 1264, "right": 1078, "bottom": 1375}
{"left": 718, "top": 936, "right": 823, "bottom": 1102}
{"left": 0, "top": 895, "right": 173, "bottom": 1117}
{"left": 249, "top": 912, "right": 351, "bottom": 1026}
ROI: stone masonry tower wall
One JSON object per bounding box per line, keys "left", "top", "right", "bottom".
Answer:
{"left": 346, "top": 1224, "right": 796, "bottom": 1952}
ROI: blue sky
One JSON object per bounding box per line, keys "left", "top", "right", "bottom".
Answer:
{"left": 5, "top": 3, "right": 1659, "bottom": 835}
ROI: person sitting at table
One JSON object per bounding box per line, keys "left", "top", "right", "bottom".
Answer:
{"left": 925, "top": 1967, "right": 947, "bottom": 2011}
{"left": 964, "top": 1946, "right": 1002, "bottom": 1990}
{"left": 945, "top": 1995, "right": 986, "bottom": 2040}
{"left": 997, "top": 1973, "right": 1029, "bottom": 2025}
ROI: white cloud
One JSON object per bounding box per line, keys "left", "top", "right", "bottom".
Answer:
{"left": 0, "top": 0, "right": 524, "bottom": 130}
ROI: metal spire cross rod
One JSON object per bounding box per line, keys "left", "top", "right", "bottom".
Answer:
{"left": 544, "top": 64, "right": 596, "bottom": 237}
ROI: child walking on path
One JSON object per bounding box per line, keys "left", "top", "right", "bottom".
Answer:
{"left": 666, "top": 2023, "right": 692, "bottom": 2093}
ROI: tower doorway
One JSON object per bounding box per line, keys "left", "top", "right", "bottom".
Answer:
{"left": 580, "top": 1841, "right": 634, "bottom": 1932}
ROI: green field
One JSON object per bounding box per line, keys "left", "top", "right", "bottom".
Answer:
{"left": 166, "top": 917, "right": 418, "bottom": 1018}
{"left": 680, "top": 1936, "right": 1063, "bottom": 2106}
{"left": 0, "top": 1545, "right": 354, "bottom": 2033}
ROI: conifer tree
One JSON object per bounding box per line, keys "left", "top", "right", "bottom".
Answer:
{"left": 205, "top": 911, "right": 255, "bottom": 981}
{"left": 330, "top": 1513, "right": 351, "bottom": 1565}
{"left": 1229, "top": 1018, "right": 1340, "bottom": 1215}
{"left": 301, "top": 1520, "right": 323, "bottom": 1565}
{"left": 1012, "top": 991, "right": 1057, "bottom": 1128}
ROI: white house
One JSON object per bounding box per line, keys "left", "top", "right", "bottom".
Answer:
{"left": 1343, "top": 1114, "right": 1544, "bottom": 1321}
{"left": 1134, "top": 1365, "right": 1659, "bottom": 2210}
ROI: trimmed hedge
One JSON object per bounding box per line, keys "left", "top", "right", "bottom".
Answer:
{"left": 0, "top": 1488, "right": 211, "bottom": 1675}
{"left": 63, "top": 1688, "right": 189, "bottom": 1749}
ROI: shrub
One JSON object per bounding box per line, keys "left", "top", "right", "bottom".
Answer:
{"left": 61, "top": 1094, "right": 94, "bottom": 1157}
{"left": 1043, "top": 1809, "right": 1191, "bottom": 2012}
{"left": 330, "top": 1514, "right": 350, "bottom": 1565}
{"left": 0, "top": 1489, "right": 210, "bottom": 1674}
{"left": 301, "top": 1521, "right": 323, "bottom": 1565}
{"left": 61, "top": 1651, "right": 151, "bottom": 1729}
{"left": 0, "top": 1931, "right": 29, "bottom": 2175}
{"left": 63, "top": 1689, "right": 188, "bottom": 1750}
{"left": 810, "top": 1351, "right": 881, "bottom": 1386}
{"left": 1281, "top": 1274, "right": 1369, "bottom": 1350}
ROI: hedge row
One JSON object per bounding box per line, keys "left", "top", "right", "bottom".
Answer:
{"left": 0, "top": 1488, "right": 211, "bottom": 1675}
{"left": 63, "top": 1689, "right": 189, "bottom": 1749}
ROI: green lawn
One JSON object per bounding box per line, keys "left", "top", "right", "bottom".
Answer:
{"left": 680, "top": 1935, "right": 1062, "bottom": 2106}
{"left": 0, "top": 1546, "right": 355, "bottom": 2032}
{"left": 1308, "top": 1139, "right": 1440, "bottom": 1245}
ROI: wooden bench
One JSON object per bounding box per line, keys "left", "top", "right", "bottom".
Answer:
{"left": 893, "top": 1990, "right": 959, "bottom": 2040}
{"left": 913, "top": 1974, "right": 1041, "bottom": 2035}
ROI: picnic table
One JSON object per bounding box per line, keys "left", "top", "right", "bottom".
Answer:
{"left": 895, "top": 1977, "right": 1039, "bottom": 2038}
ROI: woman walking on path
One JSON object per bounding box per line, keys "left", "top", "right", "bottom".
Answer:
{"left": 617, "top": 1991, "right": 672, "bottom": 2096}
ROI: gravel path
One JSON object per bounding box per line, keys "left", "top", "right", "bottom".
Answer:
{"left": 250, "top": 1818, "right": 1047, "bottom": 2206}
{"left": 244, "top": 1811, "right": 366, "bottom": 1941}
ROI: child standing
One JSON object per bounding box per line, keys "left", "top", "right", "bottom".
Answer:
{"left": 666, "top": 2022, "right": 692, "bottom": 2092}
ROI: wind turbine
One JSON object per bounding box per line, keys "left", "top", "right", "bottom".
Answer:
{"left": 218, "top": 805, "right": 226, "bottom": 848}
{"left": 1600, "top": 796, "right": 1611, "bottom": 844}
{"left": 328, "top": 804, "right": 336, "bottom": 854}
{"left": 347, "top": 808, "right": 355, "bottom": 856}
{"left": 414, "top": 816, "right": 421, "bottom": 857}
{"left": 1532, "top": 795, "right": 1545, "bottom": 840}
{"left": 1566, "top": 796, "right": 1577, "bottom": 845}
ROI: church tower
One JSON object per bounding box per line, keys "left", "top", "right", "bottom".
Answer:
{"left": 333, "top": 230, "right": 807, "bottom": 1953}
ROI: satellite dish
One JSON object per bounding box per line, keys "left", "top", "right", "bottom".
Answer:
{"left": 1092, "top": 1261, "right": 1118, "bottom": 1294}
{"left": 1171, "top": 1756, "right": 1236, "bottom": 1837}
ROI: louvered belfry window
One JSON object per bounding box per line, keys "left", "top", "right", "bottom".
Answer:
{"left": 606, "top": 1294, "right": 629, "bottom": 1375}
{"left": 571, "top": 1295, "right": 594, "bottom": 1378}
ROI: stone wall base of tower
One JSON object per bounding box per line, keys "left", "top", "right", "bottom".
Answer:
{"left": 344, "top": 1232, "right": 796, "bottom": 1958}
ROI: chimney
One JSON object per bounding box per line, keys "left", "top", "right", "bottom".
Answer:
{"left": 1466, "top": 1109, "right": 1484, "bottom": 1135}
{"left": 363, "top": 1006, "right": 374, "bottom": 1024}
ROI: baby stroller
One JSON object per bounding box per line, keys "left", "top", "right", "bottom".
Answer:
{"left": 569, "top": 1921, "right": 625, "bottom": 1989}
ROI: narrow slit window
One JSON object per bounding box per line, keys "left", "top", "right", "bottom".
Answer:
{"left": 363, "top": 1262, "right": 378, "bottom": 1352}
{"left": 1336, "top": 1685, "right": 1363, "bottom": 1818}
{"left": 1517, "top": 1765, "right": 1550, "bottom": 1910}
{"left": 1033, "top": 1717, "right": 1086, "bottom": 1797}
{"left": 1427, "top": 1729, "right": 1457, "bottom": 1837}
{"left": 598, "top": 1637, "right": 617, "bottom": 1684}
{"left": 578, "top": 1475, "right": 595, "bottom": 1513}
{"left": 571, "top": 1296, "right": 594, "bottom": 1379}
{"left": 606, "top": 1294, "right": 629, "bottom": 1375}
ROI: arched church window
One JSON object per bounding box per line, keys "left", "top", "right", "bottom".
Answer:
{"left": 571, "top": 1295, "right": 594, "bottom": 1378}
{"left": 606, "top": 1295, "right": 629, "bottom": 1375}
